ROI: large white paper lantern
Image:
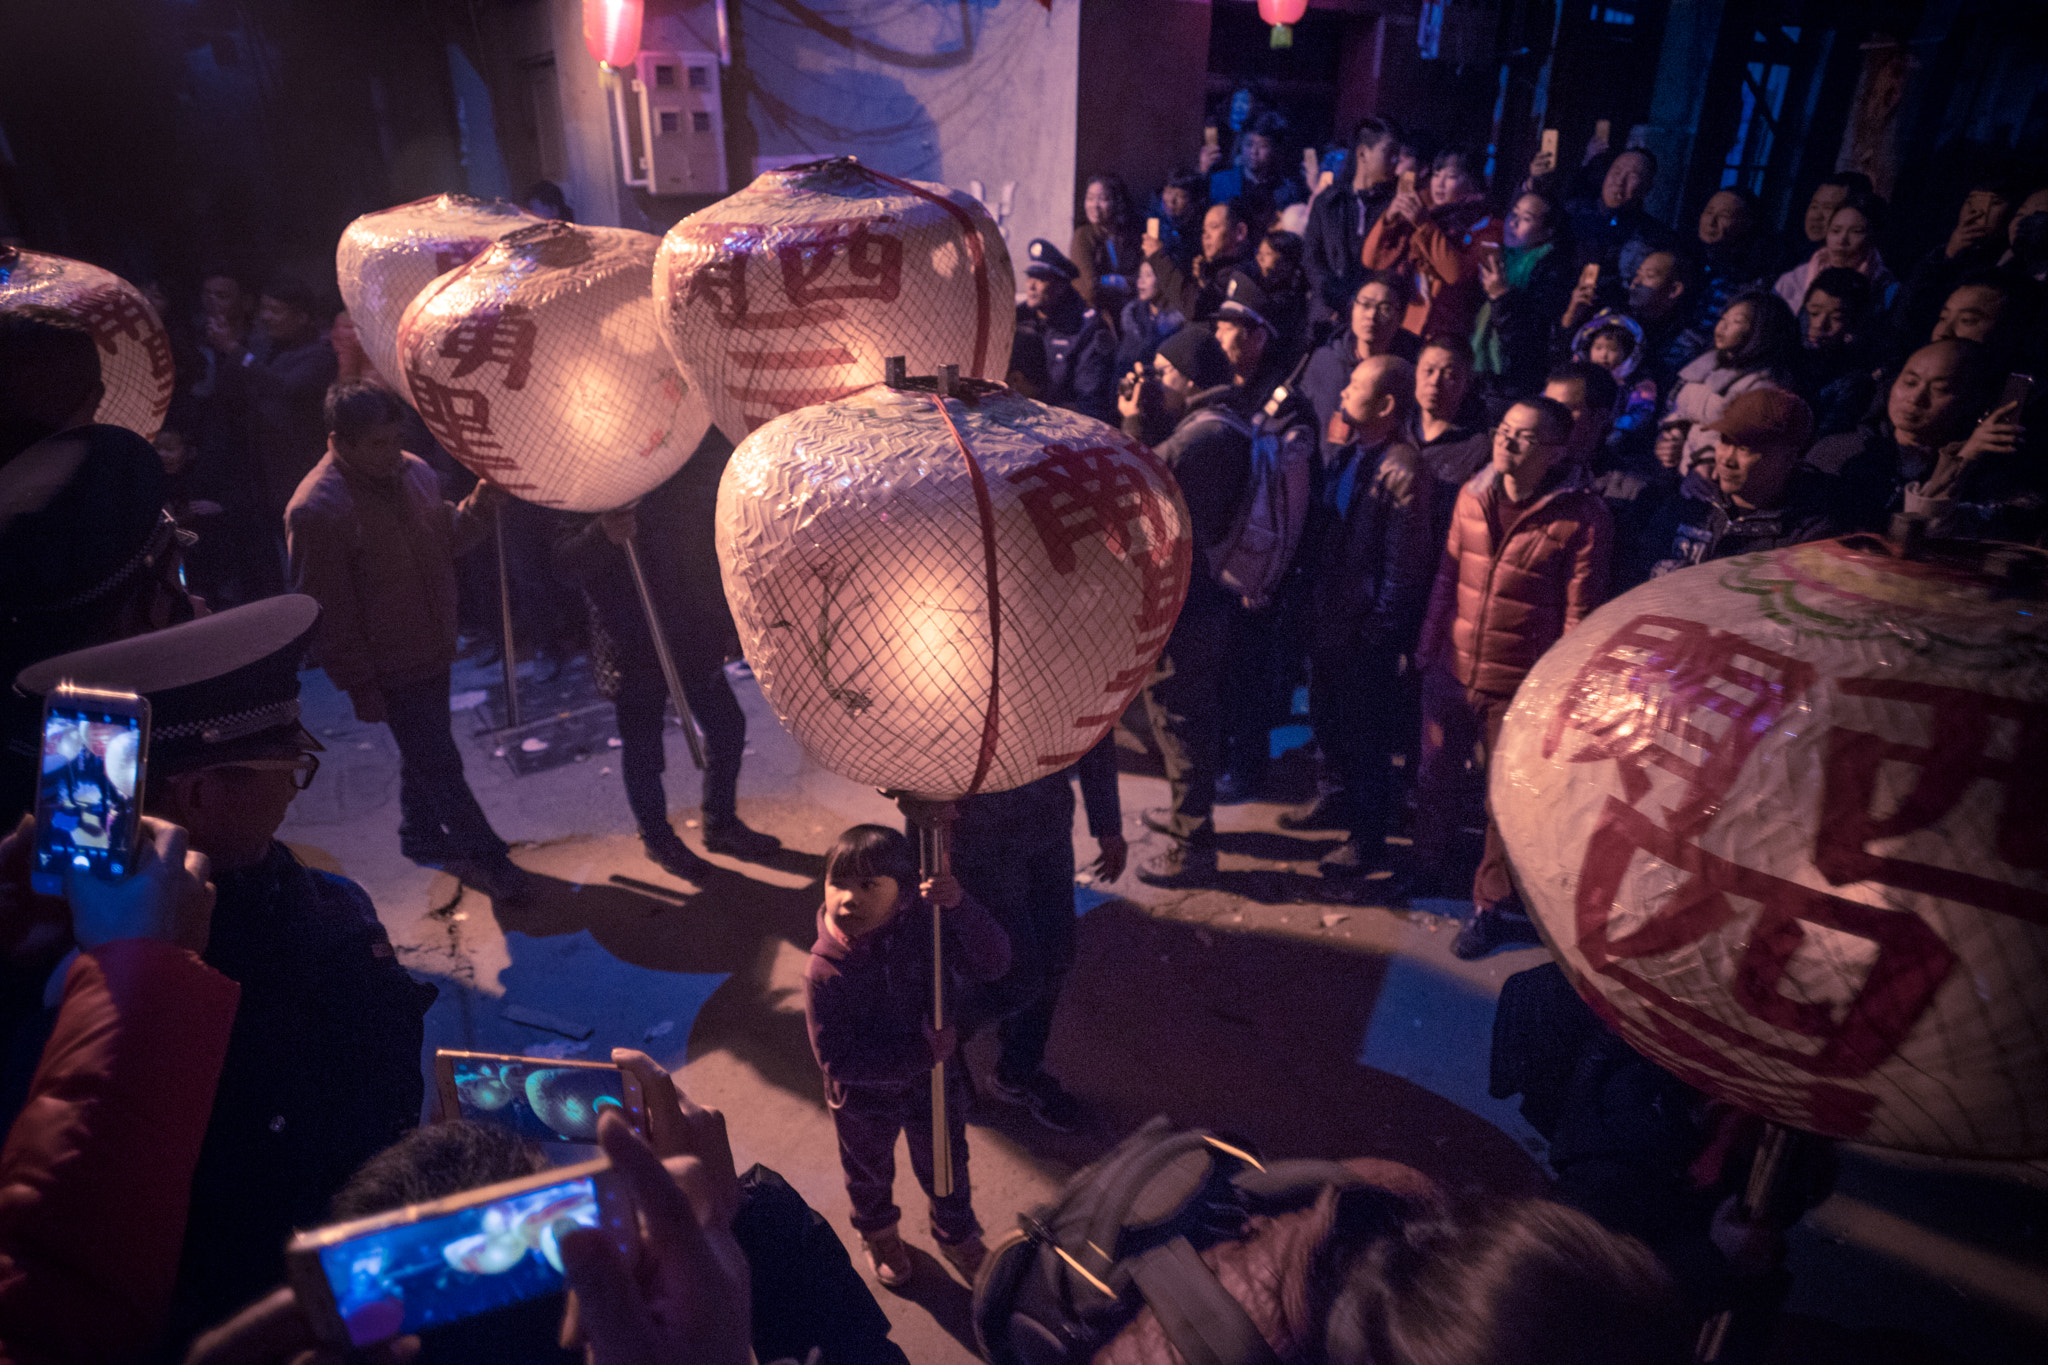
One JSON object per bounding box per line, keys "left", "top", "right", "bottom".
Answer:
{"left": 717, "top": 382, "right": 1190, "bottom": 799}
{"left": 654, "top": 157, "right": 1015, "bottom": 446}
{"left": 395, "top": 220, "right": 709, "bottom": 512}
{"left": 0, "top": 247, "right": 173, "bottom": 437}
{"left": 336, "top": 193, "right": 542, "bottom": 393}
{"left": 1493, "top": 537, "right": 2048, "bottom": 1157}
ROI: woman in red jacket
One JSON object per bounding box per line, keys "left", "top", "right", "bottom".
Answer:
{"left": 1361, "top": 146, "right": 1503, "bottom": 343}
{"left": 1412, "top": 395, "right": 1613, "bottom": 959}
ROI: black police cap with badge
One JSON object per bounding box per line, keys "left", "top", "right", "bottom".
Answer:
{"left": 1214, "top": 270, "right": 1274, "bottom": 335}
{"left": 17, "top": 595, "right": 324, "bottom": 775}
{"left": 1025, "top": 239, "right": 1081, "bottom": 282}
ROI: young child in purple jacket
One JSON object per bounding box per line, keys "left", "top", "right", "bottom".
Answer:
{"left": 804, "top": 824, "right": 1012, "bottom": 1289}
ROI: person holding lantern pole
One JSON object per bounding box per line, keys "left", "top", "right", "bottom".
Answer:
{"left": 949, "top": 732, "right": 1123, "bottom": 1132}
{"left": 550, "top": 436, "right": 780, "bottom": 880}
{"left": 805, "top": 824, "right": 1011, "bottom": 1289}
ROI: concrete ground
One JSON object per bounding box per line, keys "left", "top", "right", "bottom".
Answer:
{"left": 277, "top": 652, "right": 2048, "bottom": 1364}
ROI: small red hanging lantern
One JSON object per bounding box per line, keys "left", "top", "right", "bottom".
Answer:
{"left": 1258, "top": 0, "right": 1308, "bottom": 48}
{"left": 582, "top": 0, "right": 643, "bottom": 70}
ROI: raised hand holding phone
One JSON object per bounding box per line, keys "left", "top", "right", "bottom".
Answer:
{"left": 558, "top": 1113, "right": 752, "bottom": 1365}
{"left": 67, "top": 815, "right": 215, "bottom": 952}
{"left": 610, "top": 1047, "right": 740, "bottom": 1225}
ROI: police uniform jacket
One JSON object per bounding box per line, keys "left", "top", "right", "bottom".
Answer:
{"left": 167, "top": 841, "right": 435, "bottom": 1341}
{"left": 1013, "top": 295, "right": 1117, "bottom": 425}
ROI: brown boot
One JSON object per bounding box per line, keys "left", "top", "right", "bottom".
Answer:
{"left": 861, "top": 1228, "right": 913, "bottom": 1289}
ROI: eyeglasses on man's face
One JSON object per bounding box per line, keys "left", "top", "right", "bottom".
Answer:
{"left": 207, "top": 753, "right": 322, "bottom": 791}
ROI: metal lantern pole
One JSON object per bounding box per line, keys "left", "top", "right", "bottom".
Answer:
{"left": 494, "top": 501, "right": 523, "bottom": 730}
{"left": 895, "top": 793, "right": 958, "bottom": 1197}
{"left": 621, "top": 527, "right": 707, "bottom": 770}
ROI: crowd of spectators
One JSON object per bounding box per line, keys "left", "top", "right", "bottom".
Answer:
{"left": 1018, "top": 106, "right": 2043, "bottom": 958}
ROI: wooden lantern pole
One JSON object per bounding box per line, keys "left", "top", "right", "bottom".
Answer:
{"left": 621, "top": 526, "right": 707, "bottom": 771}
{"left": 895, "top": 793, "right": 958, "bottom": 1196}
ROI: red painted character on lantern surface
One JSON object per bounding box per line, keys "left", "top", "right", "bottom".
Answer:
{"left": 1544, "top": 613, "right": 2042, "bottom": 1141}
{"left": 1007, "top": 439, "right": 1191, "bottom": 767}
{"left": 74, "top": 286, "right": 175, "bottom": 391}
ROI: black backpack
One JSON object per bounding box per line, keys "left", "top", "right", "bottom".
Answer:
{"left": 972, "top": 1119, "right": 1403, "bottom": 1365}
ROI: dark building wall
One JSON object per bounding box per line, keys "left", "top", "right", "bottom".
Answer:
{"left": 1076, "top": 0, "right": 1213, "bottom": 217}
{"left": 0, "top": 0, "right": 467, "bottom": 305}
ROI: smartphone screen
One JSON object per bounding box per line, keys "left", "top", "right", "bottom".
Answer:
{"left": 1203, "top": 125, "right": 1219, "bottom": 149}
{"left": 292, "top": 1161, "right": 618, "bottom": 1346}
{"left": 1146, "top": 216, "right": 1160, "bottom": 240}
{"left": 33, "top": 692, "right": 148, "bottom": 895}
{"left": 1541, "top": 129, "right": 1560, "bottom": 160}
{"left": 1399, "top": 169, "right": 1417, "bottom": 196}
{"left": 436, "top": 1051, "right": 639, "bottom": 1144}
{"left": 1594, "top": 119, "right": 1612, "bottom": 147}
{"left": 1579, "top": 262, "right": 1601, "bottom": 289}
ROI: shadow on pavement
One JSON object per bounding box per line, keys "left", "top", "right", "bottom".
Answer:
{"left": 888, "top": 1250, "right": 980, "bottom": 1356}
{"left": 982, "top": 898, "right": 1547, "bottom": 1199}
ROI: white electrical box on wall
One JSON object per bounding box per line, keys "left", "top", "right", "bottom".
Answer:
{"left": 634, "top": 50, "right": 725, "bottom": 195}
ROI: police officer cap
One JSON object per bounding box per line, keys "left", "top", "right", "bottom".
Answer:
{"left": 1214, "top": 270, "right": 1274, "bottom": 334}
{"left": 17, "top": 595, "right": 325, "bottom": 774}
{"left": 0, "top": 425, "right": 174, "bottom": 615}
{"left": 1025, "top": 239, "right": 1080, "bottom": 282}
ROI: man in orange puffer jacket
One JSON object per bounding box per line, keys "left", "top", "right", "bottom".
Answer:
{"left": 1413, "top": 394, "right": 1612, "bottom": 959}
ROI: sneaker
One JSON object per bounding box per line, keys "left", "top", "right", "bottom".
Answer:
{"left": 1451, "top": 909, "right": 1545, "bottom": 960}
{"left": 1134, "top": 843, "right": 1217, "bottom": 888}
{"left": 642, "top": 829, "right": 716, "bottom": 882}
{"left": 1278, "top": 795, "right": 1349, "bottom": 832}
{"left": 1318, "top": 839, "right": 1377, "bottom": 875}
{"left": 937, "top": 1234, "right": 987, "bottom": 1282}
{"left": 861, "top": 1229, "right": 913, "bottom": 1288}
{"left": 450, "top": 855, "right": 537, "bottom": 904}
{"left": 701, "top": 816, "right": 781, "bottom": 861}
{"left": 1140, "top": 806, "right": 1175, "bottom": 837}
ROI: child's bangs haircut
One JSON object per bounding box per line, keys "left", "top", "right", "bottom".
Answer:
{"left": 825, "top": 824, "right": 919, "bottom": 889}
{"left": 1591, "top": 324, "right": 1636, "bottom": 357}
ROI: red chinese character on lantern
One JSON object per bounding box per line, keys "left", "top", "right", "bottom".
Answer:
{"left": 1007, "top": 440, "right": 1191, "bottom": 765}
{"left": 406, "top": 370, "right": 501, "bottom": 465}
{"left": 778, "top": 222, "right": 903, "bottom": 308}
{"left": 685, "top": 252, "right": 750, "bottom": 327}
{"left": 435, "top": 303, "right": 539, "bottom": 390}
{"left": 1815, "top": 679, "right": 2048, "bottom": 925}
{"left": 1571, "top": 796, "right": 1958, "bottom": 1138}
{"left": 1543, "top": 614, "right": 1816, "bottom": 839}
{"left": 74, "top": 287, "right": 175, "bottom": 386}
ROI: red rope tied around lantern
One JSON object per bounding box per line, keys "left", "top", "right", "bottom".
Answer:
{"left": 859, "top": 166, "right": 994, "bottom": 381}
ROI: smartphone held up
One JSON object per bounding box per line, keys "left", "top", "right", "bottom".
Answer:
{"left": 32, "top": 685, "right": 149, "bottom": 895}
{"left": 434, "top": 1050, "right": 645, "bottom": 1145}
{"left": 288, "top": 1158, "right": 633, "bottom": 1347}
